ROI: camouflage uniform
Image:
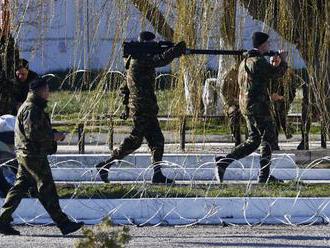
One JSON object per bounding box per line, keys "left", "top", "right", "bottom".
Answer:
{"left": 0, "top": 34, "right": 20, "bottom": 116}
{"left": 224, "top": 50, "right": 287, "bottom": 178}
{"left": 271, "top": 68, "right": 310, "bottom": 149}
{"left": 112, "top": 46, "right": 184, "bottom": 166}
{"left": 0, "top": 93, "right": 70, "bottom": 227}
{"left": 220, "top": 66, "right": 242, "bottom": 146}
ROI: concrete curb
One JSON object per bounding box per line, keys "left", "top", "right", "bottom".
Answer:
{"left": 2, "top": 197, "right": 329, "bottom": 226}
{"left": 51, "top": 168, "right": 330, "bottom": 181}
{"left": 49, "top": 153, "right": 297, "bottom": 169}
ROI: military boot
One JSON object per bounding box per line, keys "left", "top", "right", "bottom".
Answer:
{"left": 297, "top": 139, "right": 309, "bottom": 150}
{"left": 214, "top": 156, "right": 233, "bottom": 183}
{"left": 152, "top": 166, "right": 174, "bottom": 185}
{"left": 59, "top": 221, "right": 84, "bottom": 236}
{"left": 258, "top": 175, "right": 284, "bottom": 184}
{"left": 0, "top": 223, "right": 20, "bottom": 235}
{"left": 95, "top": 158, "right": 115, "bottom": 183}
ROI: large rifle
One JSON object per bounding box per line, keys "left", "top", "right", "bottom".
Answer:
{"left": 123, "top": 41, "right": 279, "bottom": 58}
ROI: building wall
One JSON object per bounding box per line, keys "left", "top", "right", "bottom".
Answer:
{"left": 11, "top": 0, "right": 305, "bottom": 74}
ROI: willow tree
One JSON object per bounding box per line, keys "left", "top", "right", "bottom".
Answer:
{"left": 240, "top": 0, "right": 330, "bottom": 136}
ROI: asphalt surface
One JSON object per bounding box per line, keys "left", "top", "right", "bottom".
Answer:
{"left": 1, "top": 224, "right": 329, "bottom": 248}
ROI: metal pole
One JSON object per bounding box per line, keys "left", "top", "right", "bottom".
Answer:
{"left": 108, "top": 116, "right": 114, "bottom": 151}
{"left": 78, "top": 123, "right": 85, "bottom": 154}
{"left": 180, "top": 117, "right": 186, "bottom": 151}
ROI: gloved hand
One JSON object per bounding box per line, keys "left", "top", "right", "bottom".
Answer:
{"left": 175, "top": 41, "right": 187, "bottom": 56}
{"left": 120, "top": 105, "right": 129, "bottom": 120}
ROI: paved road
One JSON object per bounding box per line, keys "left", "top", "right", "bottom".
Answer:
{"left": 1, "top": 224, "right": 329, "bottom": 248}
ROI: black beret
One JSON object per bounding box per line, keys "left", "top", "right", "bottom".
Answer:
{"left": 139, "top": 31, "right": 155, "bottom": 42}
{"left": 29, "top": 78, "right": 48, "bottom": 91}
{"left": 17, "top": 58, "right": 29, "bottom": 69}
{"left": 252, "top": 32, "right": 269, "bottom": 48}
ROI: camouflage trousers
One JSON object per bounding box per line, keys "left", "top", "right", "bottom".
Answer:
{"left": 112, "top": 114, "right": 164, "bottom": 169}
{"left": 226, "top": 114, "right": 276, "bottom": 178}
{"left": 0, "top": 155, "right": 69, "bottom": 226}
{"left": 227, "top": 105, "right": 242, "bottom": 146}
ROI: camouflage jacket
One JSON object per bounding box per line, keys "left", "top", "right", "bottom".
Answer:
{"left": 238, "top": 50, "right": 288, "bottom": 117}
{"left": 122, "top": 46, "right": 182, "bottom": 116}
{"left": 220, "top": 65, "right": 240, "bottom": 111}
{"left": 15, "top": 93, "right": 57, "bottom": 157}
{"left": 271, "top": 68, "right": 303, "bottom": 105}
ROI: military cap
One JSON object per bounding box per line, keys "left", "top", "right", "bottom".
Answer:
{"left": 252, "top": 32, "right": 269, "bottom": 48}
{"left": 29, "top": 77, "right": 47, "bottom": 91}
{"left": 139, "top": 31, "right": 155, "bottom": 42}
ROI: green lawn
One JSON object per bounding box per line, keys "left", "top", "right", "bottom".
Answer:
{"left": 57, "top": 183, "right": 330, "bottom": 199}
{"left": 48, "top": 89, "right": 318, "bottom": 135}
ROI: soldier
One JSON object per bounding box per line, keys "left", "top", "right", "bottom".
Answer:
{"left": 96, "top": 31, "right": 186, "bottom": 184}
{"left": 215, "top": 32, "right": 288, "bottom": 184}
{"left": 0, "top": 33, "right": 19, "bottom": 116}
{"left": 0, "top": 78, "right": 83, "bottom": 235}
{"left": 220, "top": 65, "right": 242, "bottom": 146}
{"left": 13, "top": 59, "right": 39, "bottom": 113}
{"left": 271, "top": 67, "right": 310, "bottom": 150}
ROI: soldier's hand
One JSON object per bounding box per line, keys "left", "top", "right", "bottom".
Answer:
{"left": 278, "top": 49, "right": 288, "bottom": 61}
{"left": 270, "top": 55, "right": 281, "bottom": 67}
{"left": 175, "top": 41, "right": 187, "bottom": 56}
{"left": 120, "top": 106, "right": 129, "bottom": 120}
{"left": 54, "top": 132, "right": 66, "bottom": 142}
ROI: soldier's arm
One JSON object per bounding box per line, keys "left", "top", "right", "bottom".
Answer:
{"left": 140, "top": 41, "right": 186, "bottom": 68}
{"left": 119, "top": 81, "right": 130, "bottom": 120}
{"left": 23, "top": 107, "right": 56, "bottom": 152}
{"left": 119, "top": 82, "right": 130, "bottom": 106}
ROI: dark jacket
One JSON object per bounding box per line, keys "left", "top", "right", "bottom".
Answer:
{"left": 14, "top": 70, "right": 39, "bottom": 104}
{"left": 122, "top": 46, "right": 182, "bottom": 116}
{"left": 15, "top": 93, "right": 57, "bottom": 157}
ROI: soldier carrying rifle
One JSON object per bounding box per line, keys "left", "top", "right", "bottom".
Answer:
{"left": 215, "top": 32, "right": 288, "bottom": 184}
{"left": 96, "top": 31, "right": 186, "bottom": 184}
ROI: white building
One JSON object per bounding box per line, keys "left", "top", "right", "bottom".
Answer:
{"left": 11, "top": 0, "right": 305, "bottom": 74}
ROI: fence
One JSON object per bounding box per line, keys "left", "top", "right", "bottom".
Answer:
{"left": 52, "top": 113, "right": 328, "bottom": 154}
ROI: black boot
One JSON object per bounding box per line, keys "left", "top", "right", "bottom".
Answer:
{"left": 214, "top": 156, "right": 233, "bottom": 183}
{"left": 0, "top": 223, "right": 20, "bottom": 236}
{"left": 258, "top": 175, "right": 284, "bottom": 184}
{"left": 59, "top": 221, "right": 84, "bottom": 236}
{"left": 95, "top": 158, "right": 114, "bottom": 183}
{"left": 152, "top": 170, "right": 174, "bottom": 185}
{"left": 297, "top": 139, "right": 309, "bottom": 150}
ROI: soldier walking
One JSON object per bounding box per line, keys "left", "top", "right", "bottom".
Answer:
{"left": 0, "top": 78, "right": 83, "bottom": 235}
{"left": 96, "top": 31, "right": 186, "bottom": 184}
{"left": 215, "top": 32, "right": 288, "bottom": 184}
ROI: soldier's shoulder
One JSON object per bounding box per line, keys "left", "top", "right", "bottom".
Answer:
{"left": 18, "top": 101, "right": 41, "bottom": 118}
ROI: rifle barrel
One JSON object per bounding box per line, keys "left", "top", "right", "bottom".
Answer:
{"left": 187, "top": 49, "right": 247, "bottom": 56}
